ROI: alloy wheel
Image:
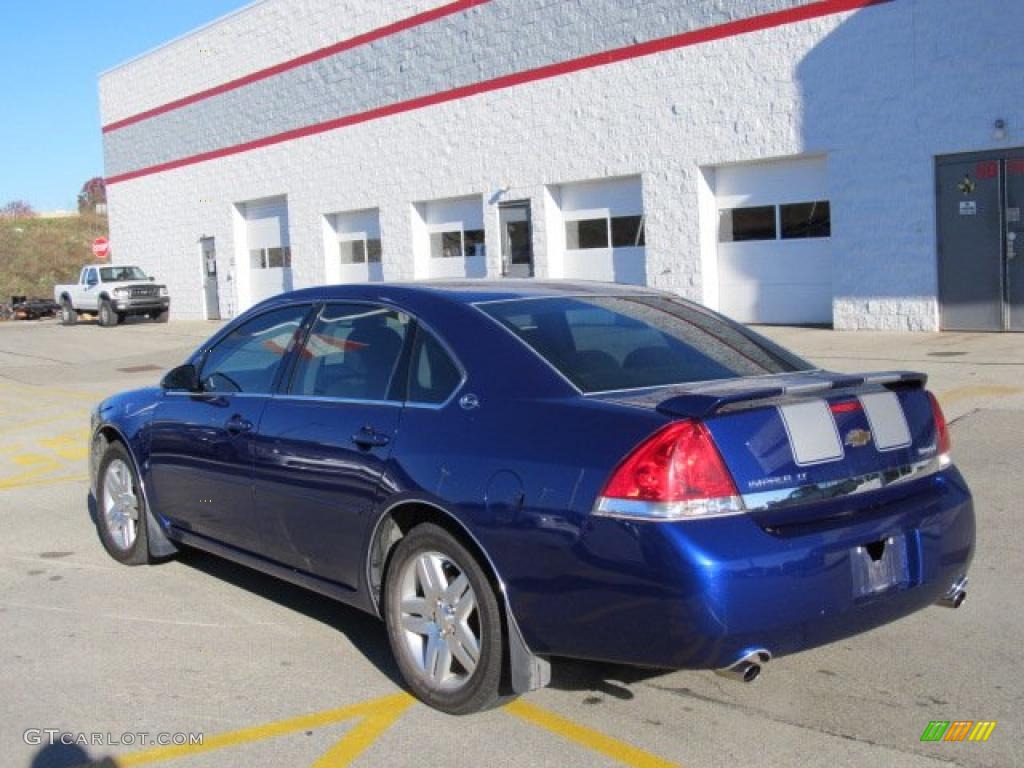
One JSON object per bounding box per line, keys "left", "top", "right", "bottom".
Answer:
{"left": 102, "top": 458, "right": 139, "bottom": 550}
{"left": 397, "top": 550, "right": 481, "bottom": 691}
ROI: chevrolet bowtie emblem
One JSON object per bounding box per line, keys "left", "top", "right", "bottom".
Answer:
{"left": 844, "top": 429, "right": 873, "bottom": 448}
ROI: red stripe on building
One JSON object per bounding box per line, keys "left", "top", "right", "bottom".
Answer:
{"left": 102, "top": 0, "right": 492, "bottom": 133}
{"left": 106, "top": 0, "right": 891, "bottom": 185}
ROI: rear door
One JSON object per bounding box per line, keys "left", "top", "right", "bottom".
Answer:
{"left": 252, "top": 303, "right": 411, "bottom": 588}
{"left": 149, "top": 304, "right": 312, "bottom": 552}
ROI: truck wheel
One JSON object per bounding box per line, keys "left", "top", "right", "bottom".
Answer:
{"left": 60, "top": 299, "right": 77, "bottom": 326}
{"left": 154, "top": 309, "right": 170, "bottom": 323}
{"left": 98, "top": 300, "right": 117, "bottom": 328}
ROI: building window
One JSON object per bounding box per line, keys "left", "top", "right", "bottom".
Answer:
{"left": 340, "top": 237, "right": 383, "bottom": 264}
{"left": 250, "top": 246, "right": 292, "bottom": 269}
{"left": 719, "top": 206, "right": 776, "bottom": 242}
{"left": 431, "top": 229, "right": 486, "bottom": 259}
{"left": 781, "top": 201, "right": 831, "bottom": 239}
{"left": 719, "top": 202, "right": 830, "bottom": 243}
{"left": 566, "top": 215, "right": 645, "bottom": 250}
{"left": 611, "top": 215, "right": 646, "bottom": 248}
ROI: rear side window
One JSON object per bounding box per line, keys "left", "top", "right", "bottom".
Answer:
{"left": 407, "top": 327, "right": 461, "bottom": 405}
{"left": 290, "top": 304, "right": 410, "bottom": 401}
{"left": 480, "top": 296, "right": 811, "bottom": 393}
{"left": 201, "top": 305, "right": 310, "bottom": 394}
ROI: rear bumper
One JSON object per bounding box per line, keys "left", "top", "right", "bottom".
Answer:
{"left": 511, "top": 467, "right": 975, "bottom": 669}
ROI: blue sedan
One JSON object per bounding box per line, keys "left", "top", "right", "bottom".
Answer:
{"left": 89, "top": 281, "right": 974, "bottom": 714}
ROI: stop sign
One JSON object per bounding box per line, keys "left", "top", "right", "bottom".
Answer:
{"left": 92, "top": 237, "right": 110, "bottom": 259}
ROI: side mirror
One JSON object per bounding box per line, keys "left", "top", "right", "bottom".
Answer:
{"left": 161, "top": 364, "right": 200, "bottom": 392}
{"left": 149, "top": 276, "right": 155, "bottom": 282}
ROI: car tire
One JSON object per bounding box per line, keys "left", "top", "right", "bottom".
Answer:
{"left": 98, "top": 300, "right": 117, "bottom": 328}
{"left": 59, "top": 299, "right": 77, "bottom": 326}
{"left": 154, "top": 309, "right": 170, "bottom": 323}
{"left": 384, "top": 523, "right": 505, "bottom": 715}
{"left": 95, "top": 442, "right": 150, "bottom": 566}
{"left": 117, "top": 312, "right": 127, "bottom": 325}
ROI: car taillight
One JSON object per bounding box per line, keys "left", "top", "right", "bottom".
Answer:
{"left": 927, "top": 392, "right": 952, "bottom": 464}
{"left": 594, "top": 420, "right": 744, "bottom": 521}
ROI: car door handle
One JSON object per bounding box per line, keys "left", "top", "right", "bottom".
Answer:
{"left": 225, "top": 415, "right": 254, "bottom": 435}
{"left": 351, "top": 427, "right": 390, "bottom": 449}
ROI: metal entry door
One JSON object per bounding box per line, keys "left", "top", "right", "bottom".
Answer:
{"left": 937, "top": 150, "right": 1024, "bottom": 331}
{"left": 201, "top": 237, "right": 221, "bottom": 321}
{"left": 1005, "top": 153, "right": 1024, "bottom": 330}
{"left": 499, "top": 201, "right": 534, "bottom": 278}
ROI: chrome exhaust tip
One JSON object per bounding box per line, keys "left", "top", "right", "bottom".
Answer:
{"left": 938, "top": 576, "right": 968, "bottom": 609}
{"left": 715, "top": 649, "right": 771, "bottom": 683}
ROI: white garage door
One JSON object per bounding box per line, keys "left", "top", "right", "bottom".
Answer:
{"left": 422, "top": 196, "right": 487, "bottom": 279}
{"left": 244, "top": 196, "right": 293, "bottom": 304}
{"left": 558, "top": 176, "right": 646, "bottom": 285}
{"left": 715, "top": 157, "right": 832, "bottom": 324}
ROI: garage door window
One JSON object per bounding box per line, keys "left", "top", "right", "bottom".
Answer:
{"left": 340, "top": 238, "right": 383, "bottom": 264}
{"left": 566, "top": 215, "right": 645, "bottom": 250}
{"left": 431, "top": 229, "right": 486, "bottom": 259}
{"left": 719, "top": 201, "right": 830, "bottom": 242}
{"left": 251, "top": 246, "right": 292, "bottom": 269}
{"left": 781, "top": 201, "right": 831, "bottom": 239}
{"left": 719, "top": 206, "right": 776, "bottom": 242}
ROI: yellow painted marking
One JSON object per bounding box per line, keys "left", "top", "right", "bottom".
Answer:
{"left": 40, "top": 427, "right": 90, "bottom": 461}
{"left": 0, "top": 472, "right": 87, "bottom": 491}
{"left": 311, "top": 695, "right": 414, "bottom": 768}
{"left": 104, "top": 693, "right": 413, "bottom": 767}
{"left": 506, "top": 700, "right": 680, "bottom": 768}
{"left": 939, "top": 385, "right": 1024, "bottom": 407}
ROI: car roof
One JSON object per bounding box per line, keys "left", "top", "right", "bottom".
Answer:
{"left": 281, "top": 279, "right": 667, "bottom": 306}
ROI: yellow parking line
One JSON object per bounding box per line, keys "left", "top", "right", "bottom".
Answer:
{"left": 505, "top": 700, "right": 681, "bottom": 768}
{"left": 939, "top": 384, "right": 1024, "bottom": 407}
{"left": 108, "top": 693, "right": 413, "bottom": 768}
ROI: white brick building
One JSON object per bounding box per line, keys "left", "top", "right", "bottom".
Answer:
{"left": 100, "top": 0, "right": 1024, "bottom": 331}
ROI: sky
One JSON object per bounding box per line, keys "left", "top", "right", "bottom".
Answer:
{"left": 0, "top": 1, "right": 250, "bottom": 212}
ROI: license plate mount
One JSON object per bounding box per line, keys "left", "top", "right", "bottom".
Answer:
{"left": 851, "top": 535, "right": 910, "bottom": 597}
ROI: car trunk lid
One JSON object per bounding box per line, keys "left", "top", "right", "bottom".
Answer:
{"left": 597, "top": 370, "right": 945, "bottom": 524}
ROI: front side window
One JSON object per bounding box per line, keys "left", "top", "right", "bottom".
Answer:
{"left": 85, "top": 269, "right": 98, "bottom": 285}
{"left": 290, "top": 304, "right": 410, "bottom": 401}
{"left": 480, "top": 296, "right": 810, "bottom": 393}
{"left": 201, "top": 305, "right": 310, "bottom": 394}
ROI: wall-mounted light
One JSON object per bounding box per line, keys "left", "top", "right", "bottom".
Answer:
{"left": 993, "top": 119, "right": 1007, "bottom": 141}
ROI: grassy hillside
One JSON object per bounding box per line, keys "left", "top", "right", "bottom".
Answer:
{"left": 0, "top": 213, "right": 108, "bottom": 302}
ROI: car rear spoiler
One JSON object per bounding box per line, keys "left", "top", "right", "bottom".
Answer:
{"left": 654, "top": 371, "right": 928, "bottom": 420}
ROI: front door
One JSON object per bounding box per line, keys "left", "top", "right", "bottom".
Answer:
{"left": 937, "top": 149, "right": 1024, "bottom": 330}
{"left": 201, "top": 237, "right": 221, "bottom": 321}
{"left": 499, "top": 201, "right": 534, "bottom": 278}
{"left": 148, "top": 304, "right": 311, "bottom": 552}
{"left": 253, "top": 303, "right": 411, "bottom": 588}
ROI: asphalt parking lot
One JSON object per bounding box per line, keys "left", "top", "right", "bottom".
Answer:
{"left": 0, "top": 317, "right": 1021, "bottom": 768}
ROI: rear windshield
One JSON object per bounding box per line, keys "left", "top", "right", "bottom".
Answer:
{"left": 479, "top": 296, "right": 812, "bottom": 393}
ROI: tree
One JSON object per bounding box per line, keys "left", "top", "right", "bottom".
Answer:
{"left": 0, "top": 200, "right": 35, "bottom": 218}
{"left": 77, "top": 177, "right": 107, "bottom": 214}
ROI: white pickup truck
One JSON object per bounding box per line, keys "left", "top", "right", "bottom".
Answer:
{"left": 54, "top": 265, "right": 170, "bottom": 327}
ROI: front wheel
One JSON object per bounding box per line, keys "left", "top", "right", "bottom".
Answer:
{"left": 95, "top": 442, "right": 150, "bottom": 565}
{"left": 98, "top": 299, "right": 118, "bottom": 327}
{"left": 154, "top": 309, "right": 170, "bottom": 323}
{"left": 384, "top": 524, "right": 505, "bottom": 714}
